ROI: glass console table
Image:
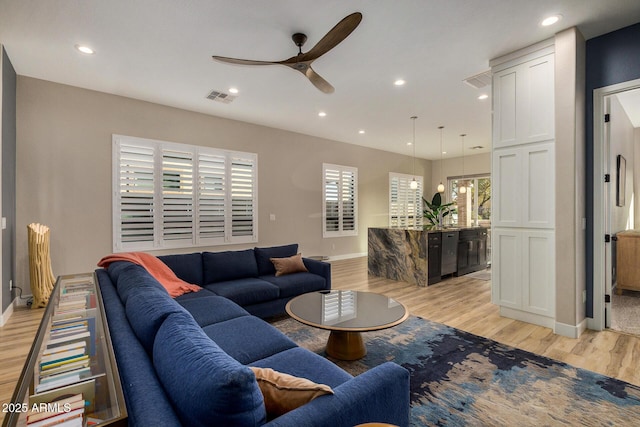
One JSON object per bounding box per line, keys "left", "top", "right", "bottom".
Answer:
{"left": 2, "top": 273, "right": 127, "bottom": 427}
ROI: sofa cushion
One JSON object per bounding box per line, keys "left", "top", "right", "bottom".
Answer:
{"left": 251, "top": 347, "right": 353, "bottom": 389}
{"left": 153, "top": 312, "right": 266, "bottom": 427}
{"left": 106, "top": 261, "right": 134, "bottom": 284}
{"left": 158, "top": 252, "right": 204, "bottom": 286}
{"left": 271, "top": 253, "right": 309, "bottom": 277}
{"left": 177, "top": 295, "right": 250, "bottom": 327}
{"left": 254, "top": 244, "right": 298, "bottom": 276}
{"left": 125, "top": 289, "right": 188, "bottom": 355}
{"left": 174, "top": 287, "right": 217, "bottom": 302}
{"left": 204, "top": 278, "right": 279, "bottom": 306}
{"left": 203, "top": 249, "right": 258, "bottom": 283}
{"left": 261, "top": 273, "right": 327, "bottom": 298}
{"left": 114, "top": 264, "right": 168, "bottom": 305}
{"left": 96, "top": 269, "right": 183, "bottom": 427}
{"left": 202, "top": 316, "right": 297, "bottom": 365}
{"left": 250, "top": 367, "right": 333, "bottom": 418}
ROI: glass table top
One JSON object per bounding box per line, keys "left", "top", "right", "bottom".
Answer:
{"left": 286, "top": 290, "right": 408, "bottom": 331}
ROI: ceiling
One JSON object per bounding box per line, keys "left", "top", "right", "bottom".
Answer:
{"left": 1, "top": 1, "right": 640, "bottom": 160}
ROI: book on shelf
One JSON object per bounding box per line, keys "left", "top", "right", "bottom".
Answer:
{"left": 40, "top": 355, "right": 89, "bottom": 371}
{"left": 38, "top": 359, "right": 90, "bottom": 377}
{"left": 40, "top": 347, "right": 86, "bottom": 364}
{"left": 45, "top": 331, "right": 90, "bottom": 348}
{"left": 30, "top": 379, "right": 96, "bottom": 414}
{"left": 27, "top": 393, "right": 86, "bottom": 426}
{"left": 36, "top": 367, "right": 91, "bottom": 393}
{"left": 42, "top": 341, "right": 86, "bottom": 357}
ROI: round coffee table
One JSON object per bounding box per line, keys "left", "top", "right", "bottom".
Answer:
{"left": 285, "top": 290, "right": 409, "bottom": 360}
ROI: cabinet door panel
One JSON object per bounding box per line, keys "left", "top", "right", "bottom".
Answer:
{"left": 493, "top": 69, "right": 518, "bottom": 148}
{"left": 522, "top": 231, "right": 555, "bottom": 316}
{"left": 523, "top": 143, "right": 555, "bottom": 228}
{"left": 520, "top": 54, "right": 555, "bottom": 144}
{"left": 493, "top": 229, "right": 521, "bottom": 308}
{"left": 492, "top": 148, "right": 521, "bottom": 226}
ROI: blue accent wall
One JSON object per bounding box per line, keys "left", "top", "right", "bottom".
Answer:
{"left": 1, "top": 47, "right": 16, "bottom": 313}
{"left": 585, "top": 22, "right": 640, "bottom": 318}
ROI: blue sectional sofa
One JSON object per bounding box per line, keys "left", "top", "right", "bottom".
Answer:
{"left": 96, "top": 245, "right": 411, "bottom": 427}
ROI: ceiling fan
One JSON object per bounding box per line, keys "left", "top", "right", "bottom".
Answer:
{"left": 212, "top": 12, "right": 362, "bottom": 94}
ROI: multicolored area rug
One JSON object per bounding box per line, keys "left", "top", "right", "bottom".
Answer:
{"left": 272, "top": 316, "right": 640, "bottom": 426}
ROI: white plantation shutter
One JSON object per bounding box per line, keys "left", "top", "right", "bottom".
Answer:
{"left": 323, "top": 164, "right": 358, "bottom": 237}
{"left": 113, "top": 135, "right": 258, "bottom": 251}
{"left": 162, "top": 148, "right": 194, "bottom": 244}
{"left": 115, "top": 141, "right": 155, "bottom": 249}
{"left": 197, "top": 152, "right": 226, "bottom": 242}
{"left": 230, "top": 156, "right": 257, "bottom": 239}
{"left": 389, "top": 172, "right": 423, "bottom": 228}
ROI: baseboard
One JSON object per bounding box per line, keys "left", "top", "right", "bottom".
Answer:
{"left": 0, "top": 299, "right": 15, "bottom": 327}
{"left": 554, "top": 319, "right": 588, "bottom": 338}
{"left": 499, "top": 307, "right": 555, "bottom": 329}
{"left": 14, "top": 294, "right": 33, "bottom": 307}
{"left": 327, "top": 252, "right": 367, "bottom": 262}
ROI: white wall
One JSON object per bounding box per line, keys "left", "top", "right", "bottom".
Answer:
{"left": 610, "top": 95, "right": 635, "bottom": 233}
{"left": 16, "top": 77, "right": 431, "bottom": 291}
{"left": 634, "top": 127, "right": 640, "bottom": 227}
{"left": 429, "top": 152, "right": 490, "bottom": 199}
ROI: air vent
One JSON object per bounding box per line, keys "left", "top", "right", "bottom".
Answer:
{"left": 463, "top": 70, "right": 492, "bottom": 89}
{"left": 206, "top": 90, "right": 237, "bottom": 104}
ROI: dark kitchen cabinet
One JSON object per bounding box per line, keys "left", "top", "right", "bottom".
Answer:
{"left": 427, "top": 232, "right": 441, "bottom": 285}
{"left": 441, "top": 231, "right": 459, "bottom": 276}
{"left": 456, "top": 228, "right": 488, "bottom": 276}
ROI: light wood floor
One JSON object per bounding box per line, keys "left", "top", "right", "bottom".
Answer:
{"left": 2, "top": 256, "right": 640, "bottom": 425}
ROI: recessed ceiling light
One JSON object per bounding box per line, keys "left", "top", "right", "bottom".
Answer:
{"left": 541, "top": 15, "right": 561, "bottom": 27}
{"left": 228, "top": 87, "right": 239, "bottom": 94}
{"left": 406, "top": 142, "right": 412, "bottom": 146}
{"left": 394, "top": 79, "right": 406, "bottom": 86}
{"left": 442, "top": 151, "right": 447, "bottom": 155}
{"left": 75, "top": 44, "right": 95, "bottom": 55}
{"left": 359, "top": 130, "right": 365, "bottom": 134}
{"left": 318, "top": 111, "right": 327, "bottom": 117}
{"left": 478, "top": 94, "right": 489, "bottom": 100}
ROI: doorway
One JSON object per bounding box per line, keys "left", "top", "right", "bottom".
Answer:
{"left": 592, "top": 78, "right": 640, "bottom": 332}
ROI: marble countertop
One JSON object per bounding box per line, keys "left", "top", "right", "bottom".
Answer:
{"left": 369, "top": 226, "right": 488, "bottom": 233}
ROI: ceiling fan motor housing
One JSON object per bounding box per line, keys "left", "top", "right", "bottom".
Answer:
{"left": 292, "top": 33, "right": 308, "bottom": 48}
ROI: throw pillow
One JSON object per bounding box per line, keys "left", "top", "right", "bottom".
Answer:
{"left": 270, "top": 254, "right": 308, "bottom": 277}
{"left": 250, "top": 367, "right": 333, "bottom": 417}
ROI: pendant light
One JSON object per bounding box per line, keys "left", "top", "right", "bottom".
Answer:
{"left": 459, "top": 134, "right": 467, "bottom": 194}
{"left": 437, "top": 126, "right": 445, "bottom": 193}
{"left": 410, "top": 116, "right": 418, "bottom": 190}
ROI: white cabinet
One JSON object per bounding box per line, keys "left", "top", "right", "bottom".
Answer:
{"left": 491, "top": 44, "right": 556, "bottom": 330}
{"left": 493, "top": 229, "right": 555, "bottom": 320}
{"left": 493, "top": 52, "right": 555, "bottom": 149}
{"left": 492, "top": 143, "right": 555, "bottom": 228}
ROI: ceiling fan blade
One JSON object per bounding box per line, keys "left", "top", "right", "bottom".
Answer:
{"left": 212, "top": 56, "right": 278, "bottom": 66}
{"left": 297, "top": 12, "right": 362, "bottom": 62}
{"left": 305, "top": 67, "right": 335, "bottom": 94}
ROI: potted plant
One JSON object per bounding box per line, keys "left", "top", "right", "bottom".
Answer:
{"left": 423, "top": 192, "right": 455, "bottom": 227}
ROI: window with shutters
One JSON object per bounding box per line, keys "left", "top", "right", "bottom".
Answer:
{"left": 389, "top": 172, "right": 423, "bottom": 228}
{"left": 322, "top": 164, "right": 358, "bottom": 238}
{"left": 113, "top": 135, "right": 257, "bottom": 251}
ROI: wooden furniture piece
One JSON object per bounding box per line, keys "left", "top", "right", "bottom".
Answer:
{"left": 286, "top": 290, "right": 408, "bottom": 360}
{"left": 27, "top": 223, "right": 56, "bottom": 308}
{"left": 3, "top": 273, "right": 127, "bottom": 427}
{"left": 616, "top": 230, "right": 640, "bottom": 294}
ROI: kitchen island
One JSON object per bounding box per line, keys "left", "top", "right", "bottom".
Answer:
{"left": 368, "top": 226, "right": 488, "bottom": 287}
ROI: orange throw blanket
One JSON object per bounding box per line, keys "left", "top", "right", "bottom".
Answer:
{"left": 98, "top": 252, "right": 202, "bottom": 298}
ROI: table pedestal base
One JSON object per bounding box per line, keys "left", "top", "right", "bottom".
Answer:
{"left": 326, "top": 330, "right": 366, "bottom": 360}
